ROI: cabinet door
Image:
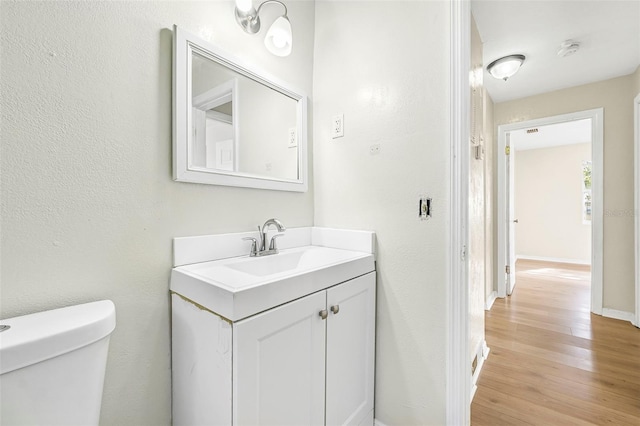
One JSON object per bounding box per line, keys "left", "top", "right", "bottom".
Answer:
{"left": 326, "top": 272, "right": 376, "bottom": 425}
{"left": 233, "top": 291, "right": 326, "bottom": 426}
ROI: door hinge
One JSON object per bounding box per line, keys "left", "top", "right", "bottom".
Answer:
{"left": 505, "top": 265, "right": 511, "bottom": 274}
{"left": 505, "top": 146, "right": 511, "bottom": 155}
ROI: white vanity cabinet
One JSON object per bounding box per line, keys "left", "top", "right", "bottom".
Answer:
{"left": 172, "top": 271, "right": 375, "bottom": 426}
{"left": 233, "top": 290, "right": 326, "bottom": 425}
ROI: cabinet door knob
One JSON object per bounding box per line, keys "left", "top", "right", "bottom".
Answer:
{"left": 319, "top": 309, "right": 328, "bottom": 320}
{"left": 330, "top": 305, "right": 340, "bottom": 315}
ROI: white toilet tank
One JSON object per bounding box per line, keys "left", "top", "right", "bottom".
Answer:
{"left": 0, "top": 300, "right": 116, "bottom": 426}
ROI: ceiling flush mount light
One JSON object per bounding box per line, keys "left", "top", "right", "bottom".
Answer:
{"left": 235, "top": 0, "right": 292, "bottom": 57}
{"left": 487, "top": 54, "right": 526, "bottom": 81}
{"left": 557, "top": 40, "right": 580, "bottom": 57}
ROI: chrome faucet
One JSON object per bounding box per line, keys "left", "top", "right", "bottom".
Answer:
{"left": 259, "top": 218, "right": 286, "bottom": 251}
{"left": 242, "top": 218, "right": 286, "bottom": 257}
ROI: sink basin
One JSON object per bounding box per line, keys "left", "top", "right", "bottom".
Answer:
{"left": 170, "top": 245, "right": 375, "bottom": 321}
{"left": 227, "top": 251, "right": 304, "bottom": 277}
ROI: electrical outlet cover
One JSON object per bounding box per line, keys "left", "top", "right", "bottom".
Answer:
{"left": 331, "top": 114, "right": 344, "bottom": 139}
{"left": 288, "top": 127, "right": 297, "bottom": 148}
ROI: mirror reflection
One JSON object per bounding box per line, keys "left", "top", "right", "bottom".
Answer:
{"left": 191, "top": 52, "right": 299, "bottom": 180}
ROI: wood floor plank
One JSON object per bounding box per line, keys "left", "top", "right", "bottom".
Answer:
{"left": 473, "top": 385, "right": 596, "bottom": 426}
{"left": 471, "top": 260, "right": 640, "bottom": 425}
{"left": 488, "top": 346, "right": 640, "bottom": 401}
{"left": 481, "top": 362, "right": 640, "bottom": 418}
{"left": 477, "top": 371, "right": 639, "bottom": 425}
{"left": 488, "top": 325, "right": 640, "bottom": 369}
{"left": 470, "top": 401, "right": 535, "bottom": 426}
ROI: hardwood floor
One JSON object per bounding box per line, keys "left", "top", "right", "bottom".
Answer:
{"left": 471, "top": 259, "right": 640, "bottom": 425}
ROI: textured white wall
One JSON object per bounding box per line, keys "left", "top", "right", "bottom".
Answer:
{"left": 313, "top": 1, "right": 450, "bottom": 424}
{"left": 0, "top": 1, "right": 314, "bottom": 424}
{"left": 494, "top": 74, "right": 636, "bottom": 313}
{"left": 515, "top": 143, "right": 592, "bottom": 263}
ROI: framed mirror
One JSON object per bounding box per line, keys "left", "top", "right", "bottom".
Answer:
{"left": 173, "top": 26, "right": 308, "bottom": 192}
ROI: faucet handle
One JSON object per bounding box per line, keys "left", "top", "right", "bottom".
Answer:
{"left": 269, "top": 234, "right": 285, "bottom": 251}
{"left": 242, "top": 237, "right": 258, "bottom": 256}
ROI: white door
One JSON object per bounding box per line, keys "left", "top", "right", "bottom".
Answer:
{"left": 506, "top": 134, "right": 517, "bottom": 295}
{"left": 233, "top": 291, "right": 326, "bottom": 426}
{"left": 326, "top": 273, "right": 376, "bottom": 426}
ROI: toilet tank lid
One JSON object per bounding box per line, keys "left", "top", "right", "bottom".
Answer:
{"left": 0, "top": 300, "right": 116, "bottom": 375}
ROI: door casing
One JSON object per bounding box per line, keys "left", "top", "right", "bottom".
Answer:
{"left": 634, "top": 93, "right": 640, "bottom": 327}
{"left": 496, "top": 109, "right": 604, "bottom": 315}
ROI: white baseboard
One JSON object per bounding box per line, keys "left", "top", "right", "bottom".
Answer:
{"left": 470, "top": 340, "right": 489, "bottom": 402}
{"left": 485, "top": 291, "right": 497, "bottom": 310}
{"left": 602, "top": 308, "right": 635, "bottom": 324}
{"left": 516, "top": 255, "right": 591, "bottom": 265}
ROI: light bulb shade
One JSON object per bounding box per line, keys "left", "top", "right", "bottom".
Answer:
{"left": 264, "top": 16, "right": 292, "bottom": 57}
{"left": 235, "top": 0, "right": 253, "bottom": 13}
{"left": 487, "top": 54, "right": 525, "bottom": 81}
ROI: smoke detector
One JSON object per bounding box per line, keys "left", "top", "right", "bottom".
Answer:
{"left": 557, "top": 40, "right": 580, "bottom": 57}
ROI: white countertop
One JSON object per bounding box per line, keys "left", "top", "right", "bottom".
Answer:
{"left": 170, "top": 227, "right": 376, "bottom": 321}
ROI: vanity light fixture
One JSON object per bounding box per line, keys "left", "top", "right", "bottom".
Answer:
{"left": 234, "top": 0, "right": 292, "bottom": 57}
{"left": 486, "top": 54, "right": 526, "bottom": 81}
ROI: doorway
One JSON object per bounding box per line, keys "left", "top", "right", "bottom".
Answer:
{"left": 497, "top": 109, "right": 604, "bottom": 314}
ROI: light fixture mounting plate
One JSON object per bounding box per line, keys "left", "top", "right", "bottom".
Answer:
{"left": 235, "top": 7, "right": 261, "bottom": 34}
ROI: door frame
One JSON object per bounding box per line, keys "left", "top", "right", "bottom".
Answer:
{"left": 496, "top": 109, "right": 604, "bottom": 315}
{"left": 505, "top": 132, "right": 516, "bottom": 295}
{"left": 447, "top": 0, "right": 470, "bottom": 424}
{"left": 634, "top": 93, "right": 640, "bottom": 327}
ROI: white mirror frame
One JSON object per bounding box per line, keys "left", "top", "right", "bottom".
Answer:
{"left": 172, "top": 25, "right": 308, "bottom": 192}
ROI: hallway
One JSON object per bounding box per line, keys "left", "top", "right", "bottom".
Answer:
{"left": 471, "top": 260, "right": 640, "bottom": 425}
